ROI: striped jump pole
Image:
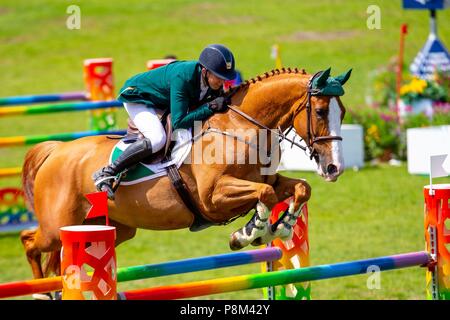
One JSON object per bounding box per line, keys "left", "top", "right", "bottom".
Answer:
{"left": 0, "top": 129, "right": 127, "bottom": 147}
{"left": 0, "top": 277, "right": 63, "bottom": 300}
{"left": 119, "top": 251, "right": 431, "bottom": 300}
{"left": 0, "top": 167, "right": 22, "bottom": 178}
{"left": 0, "top": 248, "right": 282, "bottom": 299}
{"left": 117, "top": 247, "right": 282, "bottom": 282}
{"left": 0, "top": 92, "right": 88, "bottom": 106}
{"left": 0, "top": 101, "right": 123, "bottom": 117}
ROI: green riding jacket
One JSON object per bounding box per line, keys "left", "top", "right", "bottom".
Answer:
{"left": 117, "top": 60, "right": 218, "bottom": 130}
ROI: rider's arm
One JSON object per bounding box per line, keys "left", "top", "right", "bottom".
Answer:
{"left": 170, "top": 75, "right": 214, "bottom": 130}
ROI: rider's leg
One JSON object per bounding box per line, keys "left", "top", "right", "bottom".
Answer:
{"left": 124, "top": 103, "right": 167, "bottom": 152}
{"left": 92, "top": 103, "right": 167, "bottom": 199}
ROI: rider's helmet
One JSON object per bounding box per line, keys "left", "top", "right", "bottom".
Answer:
{"left": 199, "top": 44, "right": 236, "bottom": 81}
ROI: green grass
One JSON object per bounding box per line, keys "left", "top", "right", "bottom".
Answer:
{"left": 0, "top": 0, "right": 449, "bottom": 300}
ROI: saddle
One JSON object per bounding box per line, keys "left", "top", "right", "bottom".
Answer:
{"left": 123, "top": 110, "right": 215, "bottom": 232}
{"left": 124, "top": 110, "right": 174, "bottom": 164}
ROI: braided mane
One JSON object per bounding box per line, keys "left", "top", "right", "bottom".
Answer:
{"left": 231, "top": 67, "right": 307, "bottom": 91}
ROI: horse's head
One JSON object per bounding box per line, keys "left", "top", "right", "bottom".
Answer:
{"left": 291, "top": 68, "right": 351, "bottom": 182}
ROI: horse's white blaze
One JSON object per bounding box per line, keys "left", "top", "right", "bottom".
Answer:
{"left": 328, "top": 98, "right": 344, "bottom": 171}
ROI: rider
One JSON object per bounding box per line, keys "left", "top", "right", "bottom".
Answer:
{"left": 92, "top": 44, "right": 237, "bottom": 200}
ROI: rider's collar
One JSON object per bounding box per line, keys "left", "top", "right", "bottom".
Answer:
{"left": 199, "top": 71, "right": 209, "bottom": 100}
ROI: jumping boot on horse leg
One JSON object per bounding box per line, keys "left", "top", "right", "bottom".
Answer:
{"left": 92, "top": 138, "right": 154, "bottom": 200}
{"left": 229, "top": 201, "right": 270, "bottom": 251}
{"left": 251, "top": 200, "right": 304, "bottom": 246}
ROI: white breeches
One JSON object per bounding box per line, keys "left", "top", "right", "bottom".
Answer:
{"left": 123, "top": 103, "right": 167, "bottom": 152}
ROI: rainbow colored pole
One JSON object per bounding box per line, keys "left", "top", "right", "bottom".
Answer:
{"left": 0, "top": 248, "right": 281, "bottom": 299}
{"left": 0, "top": 92, "right": 88, "bottom": 106}
{"left": 0, "top": 101, "right": 122, "bottom": 117}
{"left": 117, "top": 248, "right": 282, "bottom": 282}
{"left": 0, "top": 277, "right": 62, "bottom": 299}
{"left": 0, "top": 130, "right": 127, "bottom": 147}
{"left": 119, "top": 251, "right": 430, "bottom": 300}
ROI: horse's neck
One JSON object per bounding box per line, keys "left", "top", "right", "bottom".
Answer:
{"left": 237, "top": 76, "right": 308, "bottom": 130}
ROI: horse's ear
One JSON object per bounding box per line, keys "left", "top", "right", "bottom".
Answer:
{"left": 316, "top": 67, "right": 331, "bottom": 87}
{"left": 335, "top": 69, "right": 352, "bottom": 85}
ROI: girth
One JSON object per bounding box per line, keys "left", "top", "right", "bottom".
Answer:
{"left": 166, "top": 164, "right": 215, "bottom": 232}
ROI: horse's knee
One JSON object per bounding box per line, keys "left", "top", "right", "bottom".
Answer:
{"left": 259, "top": 184, "right": 278, "bottom": 208}
{"left": 293, "top": 181, "right": 311, "bottom": 211}
{"left": 295, "top": 181, "right": 311, "bottom": 201}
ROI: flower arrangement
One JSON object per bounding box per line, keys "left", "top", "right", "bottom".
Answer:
{"left": 346, "top": 108, "right": 400, "bottom": 161}
{"left": 400, "top": 73, "right": 449, "bottom": 105}
{"left": 368, "top": 57, "right": 398, "bottom": 111}
{"left": 349, "top": 65, "right": 450, "bottom": 162}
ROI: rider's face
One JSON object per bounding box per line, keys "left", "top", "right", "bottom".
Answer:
{"left": 203, "top": 69, "right": 225, "bottom": 90}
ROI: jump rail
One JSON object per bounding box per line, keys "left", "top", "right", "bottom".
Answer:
{"left": 0, "top": 130, "right": 127, "bottom": 147}
{"left": 119, "top": 251, "right": 431, "bottom": 300}
{"left": 0, "top": 101, "right": 122, "bottom": 117}
{"left": 0, "top": 92, "right": 88, "bottom": 106}
{"left": 0, "top": 248, "right": 282, "bottom": 299}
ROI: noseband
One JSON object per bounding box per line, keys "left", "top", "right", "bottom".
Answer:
{"left": 224, "top": 71, "right": 343, "bottom": 161}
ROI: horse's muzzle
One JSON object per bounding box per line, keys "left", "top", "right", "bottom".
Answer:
{"left": 323, "top": 162, "right": 343, "bottom": 182}
{"left": 327, "top": 164, "right": 338, "bottom": 176}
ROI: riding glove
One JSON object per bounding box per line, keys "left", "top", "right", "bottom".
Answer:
{"left": 208, "top": 96, "right": 230, "bottom": 113}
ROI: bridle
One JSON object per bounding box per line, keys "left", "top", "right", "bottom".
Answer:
{"left": 285, "top": 70, "right": 343, "bottom": 161}
{"left": 224, "top": 70, "right": 343, "bottom": 161}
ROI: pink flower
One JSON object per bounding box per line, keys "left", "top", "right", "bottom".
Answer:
{"left": 433, "top": 102, "right": 450, "bottom": 113}
{"left": 380, "top": 113, "right": 394, "bottom": 122}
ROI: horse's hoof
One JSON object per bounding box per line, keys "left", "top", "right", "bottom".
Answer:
{"left": 32, "top": 293, "right": 53, "bottom": 300}
{"left": 229, "top": 234, "right": 244, "bottom": 251}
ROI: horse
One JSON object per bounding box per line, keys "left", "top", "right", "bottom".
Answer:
{"left": 19, "top": 67, "right": 351, "bottom": 289}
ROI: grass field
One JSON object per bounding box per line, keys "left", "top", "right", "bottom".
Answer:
{"left": 1, "top": 0, "right": 449, "bottom": 300}
{"left": 1, "top": 166, "right": 447, "bottom": 300}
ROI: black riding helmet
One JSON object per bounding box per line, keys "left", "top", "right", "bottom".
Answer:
{"left": 198, "top": 44, "right": 236, "bottom": 81}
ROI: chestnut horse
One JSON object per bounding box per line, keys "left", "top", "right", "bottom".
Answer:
{"left": 20, "top": 67, "right": 350, "bottom": 289}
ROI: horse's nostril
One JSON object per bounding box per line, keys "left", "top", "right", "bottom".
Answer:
{"left": 327, "top": 164, "right": 337, "bottom": 175}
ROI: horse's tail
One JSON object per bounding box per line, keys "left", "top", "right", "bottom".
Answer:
{"left": 22, "top": 141, "right": 61, "bottom": 213}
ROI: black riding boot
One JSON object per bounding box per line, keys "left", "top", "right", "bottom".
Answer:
{"left": 92, "top": 138, "right": 153, "bottom": 200}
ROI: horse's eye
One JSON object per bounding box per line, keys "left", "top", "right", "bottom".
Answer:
{"left": 316, "top": 108, "right": 327, "bottom": 118}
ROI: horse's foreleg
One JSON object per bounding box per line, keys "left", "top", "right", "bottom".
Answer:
{"left": 254, "top": 174, "right": 311, "bottom": 244}
{"left": 211, "top": 176, "right": 279, "bottom": 251}
{"left": 270, "top": 173, "right": 311, "bottom": 212}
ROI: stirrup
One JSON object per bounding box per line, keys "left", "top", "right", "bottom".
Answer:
{"left": 94, "top": 170, "right": 127, "bottom": 200}
{"left": 94, "top": 175, "right": 118, "bottom": 188}
{"left": 100, "top": 183, "right": 116, "bottom": 201}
